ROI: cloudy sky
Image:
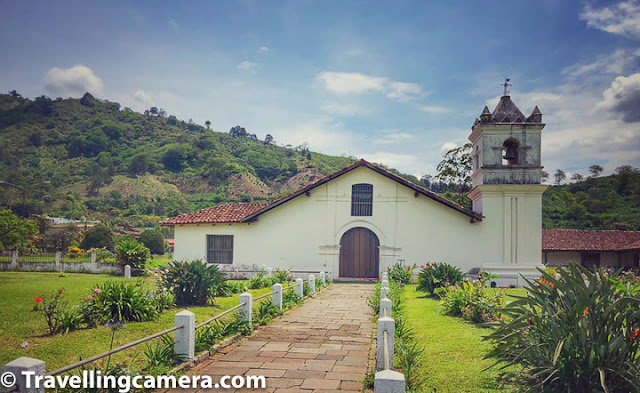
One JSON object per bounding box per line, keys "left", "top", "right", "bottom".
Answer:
{"left": 1, "top": 0, "right": 639, "bottom": 178}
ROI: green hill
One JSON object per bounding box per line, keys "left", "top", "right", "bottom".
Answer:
{"left": 0, "top": 92, "right": 354, "bottom": 225}
{"left": 543, "top": 168, "right": 640, "bottom": 231}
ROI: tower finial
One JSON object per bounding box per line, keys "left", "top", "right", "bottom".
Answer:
{"left": 501, "top": 77, "right": 511, "bottom": 96}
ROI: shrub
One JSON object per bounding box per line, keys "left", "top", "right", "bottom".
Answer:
{"left": 81, "top": 281, "right": 159, "bottom": 324}
{"left": 437, "top": 281, "right": 504, "bottom": 323}
{"left": 92, "top": 247, "right": 116, "bottom": 263}
{"left": 139, "top": 229, "right": 166, "bottom": 255}
{"left": 273, "top": 268, "right": 293, "bottom": 284}
{"left": 227, "top": 280, "right": 248, "bottom": 294}
{"left": 143, "top": 336, "right": 183, "bottom": 373}
{"left": 485, "top": 263, "right": 640, "bottom": 392}
{"left": 161, "top": 260, "right": 229, "bottom": 306}
{"left": 248, "top": 271, "right": 277, "bottom": 289}
{"left": 80, "top": 224, "right": 115, "bottom": 250}
{"left": 388, "top": 262, "right": 416, "bottom": 285}
{"left": 282, "top": 290, "right": 302, "bottom": 310}
{"left": 59, "top": 307, "right": 83, "bottom": 334}
{"left": 116, "top": 239, "right": 150, "bottom": 268}
{"left": 195, "top": 318, "right": 251, "bottom": 352}
{"left": 38, "top": 289, "right": 66, "bottom": 335}
{"left": 66, "top": 245, "right": 83, "bottom": 258}
{"left": 254, "top": 301, "right": 281, "bottom": 325}
{"left": 416, "top": 262, "right": 464, "bottom": 296}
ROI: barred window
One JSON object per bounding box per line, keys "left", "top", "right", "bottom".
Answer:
{"left": 207, "top": 235, "right": 233, "bottom": 264}
{"left": 351, "top": 184, "right": 373, "bottom": 216}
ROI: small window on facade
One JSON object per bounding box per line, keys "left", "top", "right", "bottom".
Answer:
{"left": 351, "top": 183, "right": 373, "bottom": 216}
{"left": 207, "top": 235, "right": 233, "bottom": 264}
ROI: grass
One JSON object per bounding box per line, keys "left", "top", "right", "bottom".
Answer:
{"left": 0, "top": 272, "right": 273, "bottom": 371}
{"left": 402, "top": 284, "right": 523, "bottom": 392}
{"left": 148, "top": 254, "right": 173, "bottom": 269}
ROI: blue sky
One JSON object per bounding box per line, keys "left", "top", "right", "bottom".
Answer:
{"left": 1, "top": 0, "right": 639, "bottom": 178}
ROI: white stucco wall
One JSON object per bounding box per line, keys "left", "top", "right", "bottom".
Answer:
{"left": 173, "top": 166, "right": 545, "bottom": 283}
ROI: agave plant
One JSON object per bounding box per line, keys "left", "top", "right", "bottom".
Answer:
{"left": 416, "top": 262, "right": 463, "bottom": 296}
{"left": 485, "top": 263, "right": 640, "bottom": 392}
{"left": 161, "top": 260, "right": 230, "bottom": 306}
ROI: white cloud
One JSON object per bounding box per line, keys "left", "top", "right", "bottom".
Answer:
{"left": 580, "top": 0, "right": 640, "bottom": 39}
{"left": 44, "top": 65, "right": 103, "bottom": 97}
{"left": 563, "top": 48, "right": 640, "bottom": 78}
{"left": 132, "top": 89, "right": 154, "bottom": 106}
{"left": 373, "top": 130, "right": 414, "bottom": 145}
{"left": 597, "top": 73, "right": 640, "bottom": 122}
{"left": 273, "top": 119, "right": 357, "bottom": 153}
{"left": 385, "top": 81, "right": 423, "bottom": 102}
{"left": 441, "top": 142, "right": 458, "bottom": 152}
{"left": 316, "top": 72, "right": 386, "bottom": 95}
{"left": 420, "top": 105, "right": 449, "bottom": 114}
{"left": 321, "top": 102, "right": 368, "bottom": 116}
{"left": 237, "top": 61, "right": 257, "bottom": 72}
{"left": 169, "top": 19, "right": 179, "bottom": 33}
{"left": 257, "top": 46, "right": 270, "bottom": 53}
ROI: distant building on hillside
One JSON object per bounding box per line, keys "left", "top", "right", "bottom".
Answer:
{"left": 543, "top": 229, "right": 640, "bottom": 268}
{"left": 162, "top": 92, "right": 548, "bottom": 287}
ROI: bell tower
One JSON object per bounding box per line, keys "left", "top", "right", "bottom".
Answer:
{"left": 467, "top": 86, "right": 548, "bottom": 285}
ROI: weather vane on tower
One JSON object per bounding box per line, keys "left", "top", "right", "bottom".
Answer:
{"left": 502, "top": 77, "right": 512, "bottom": 96}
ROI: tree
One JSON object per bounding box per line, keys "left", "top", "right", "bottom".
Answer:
{"left": 79, "top": 224, "right": 115, "bottom": 250}
{"left": 116, "top": 239, "right": 150, "bottom": 268}
{"left": 589, "top": 164, "right": 603, "bottom": 178}
{"left": 264, "top": 134, "right": 274, "bottom": 145}
{"left": 9, "top": 90, "right": 21, "bottom": 98}
{"left": 435, "top": 143, "right": 473, "bottom": 194}
{"left": 158, "top": 108, "right": 166, "bottom": 118}
{"left": 571, "top": 173, "right": 584, "bottom": 182}
{"left": 149, "top": 107, "right": 159, "bottom": 116}
{"left": 167, "top": 115, "right": 178, "bottom": 125}
{"left": 541, "top": 171, "right": 549, "bottom": 183}
{"left": 0, "top": 210, "right": 37, "bottom": 250}
{"left": 139, "top": 229, "right": 165, "bottom": 255}
{"left": 205, "top": 120, "right": 211, "bottom": 130}
{"left": 554, "top": 169, "right": 566, "bottom": 185}
{"left": 230, "top": 126, "right": 247, "bottom": 138}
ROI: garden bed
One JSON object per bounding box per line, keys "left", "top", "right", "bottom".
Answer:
{"left": 0, "top": 272, "right": 271, "bottom": 371}
{"left": 401, "top": 284, "right": 522, "bottom": 392}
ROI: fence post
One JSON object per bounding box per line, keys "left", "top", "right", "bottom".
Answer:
{"left": 381, "top": 279, "right": 389, "bottom": 288}
{"left": 54, "top": 251, "right": 62, "bottom": 271}
{"left": 124, "top": 265, "right": 131, "bottom": 279}
{"left": 174, "top": 310, "right": 195, "bottom": 361}
{"left": 328, "top": 269, "right": 334, "bottom": 282}
{"left": 272, "top": 283, "right": 283, "bottom": 311}
{"left": 3, "top": 357, "right": 45, "bottom": 393}
{"left": 376, "top": 316, "right": 395, "bottom": 371}
{"left": 11, "top": 250, "right": 19, "bottom": 268}
{"left": 239, "top": 292, "right": 253, "bottom": 327}
{"left": 380, "top": 286, "right": 390, "bottom": 299}
{"left": 308, "top": 275, "right": 316, "bottom": 294}
{"left": 266, "top": 267, "right": 272, "bottom": 278}
{"left": 380, "top": 297, "right": 392, "bottom": 318}
{"left": 320, "top": 271, "right": 325, "bottom": 285}
{"left": 90, "top": 251, "right": 97, "bottom": 264}
{"left": 374, "top": 369, "right": 406, "bottom": 393}
{"left": 295, "top": 278, "right": 304, "bottom": 298}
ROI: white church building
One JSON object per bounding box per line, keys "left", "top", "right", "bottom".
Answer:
{"left": 162, "top": 94, "right": 548, "bottom": 286}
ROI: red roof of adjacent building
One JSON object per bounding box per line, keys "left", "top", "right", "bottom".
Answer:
{"left": 160, "top": 159, "right": 482, "bottom": 226}
{"left": 160, "top": 203, "right": 266, "bottom": 225}
{"left": 543, "top": 229, "right": 640, "bottom": 252}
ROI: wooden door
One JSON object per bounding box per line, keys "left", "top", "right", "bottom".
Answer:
{"left": 339, "top": 227, "right": 379, "bottom": 278}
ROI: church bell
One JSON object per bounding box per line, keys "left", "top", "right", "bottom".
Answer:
{"left": 503, "top": 146, "right": 517, "bottom": 161}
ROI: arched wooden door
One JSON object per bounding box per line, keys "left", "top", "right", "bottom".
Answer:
{"left": 339, "top": 227, "right": 379, "bottom": 278}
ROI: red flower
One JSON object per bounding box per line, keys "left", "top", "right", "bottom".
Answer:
{"left": 631, "top": 329, "right": 640, "bottom": 341}
{"left": 582, "top": 307, "right": 589, "bottom": 317}
{"left": 34, "top": 297, "right": 43, "bottom": 303}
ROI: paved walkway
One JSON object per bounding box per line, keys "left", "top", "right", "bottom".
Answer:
{"left": 190, "top": 283, "right": 375, "bottom": 393}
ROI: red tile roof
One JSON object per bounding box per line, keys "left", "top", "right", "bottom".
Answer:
{"left": 543, "top": 229, "right": 640, "bottom": 252}
{"left": 161, "top": 159, "right": 482, "bottom": 226}
{"left": 160, "top": 203, "right": 266, "bottom": 225}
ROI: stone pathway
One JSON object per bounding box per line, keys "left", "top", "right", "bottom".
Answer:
{"left": 190, "top": 283, "right": 375, "bottom": 393}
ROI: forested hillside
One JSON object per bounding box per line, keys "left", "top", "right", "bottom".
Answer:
{"left": 0, "top": 92, "right": 353, "bottom": 225}
{"left": 543, "top": 167, "right": 640, "bottom": 231}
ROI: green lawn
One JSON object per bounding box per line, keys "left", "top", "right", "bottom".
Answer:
{"left": 0, "top": 272, "right": 272, "bottom": 371}
{"left": 402, "top": 285, "right": 522, "bottom": 392}
{"left": 148, "top": 254, "right": 173, "bottom": 269}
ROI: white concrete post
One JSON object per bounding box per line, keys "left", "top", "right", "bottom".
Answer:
{"left": 90, "top": 251, "right": 97, "bottom": 264}
{"left": 380, "top": 297, "right": 392, "bottom": 318}
{"left": 295, "top": 278, "right": 304, "bottom": 298}
{"left": 124, "top": 264, "right": 131, "bottom": 279}
{"left": 54, "top": 251, "right": 62, "bottom": 271}
{"left": 328, "top": 269, "right": 334, "bottom": 282}
{"left": 376, "top": 316, "right": 395, "bottom": 371}
{"left": 320, "top": 271, "right": 325, "bottom": 285}
{"left": 266, "top": 267, "right": 272, "bottom": 278}
{"left": 239, "top": 292, "right": 253, "bottom": 326}
{"left": 374, "top": 369, "right": 406, "bottom": 393}
{"left": 380, "top": 286, "right": 390, "bottom": 299}
{"left": 381, "top": 279, "right": 389, "bottom": 288}
{"left": 272, "top": 283, "right": 283, "bottom": 311}
{"left": 308, "top": 275, "right": 316, "bottom": 294}
{"left": 3, "top": 357, "right": 45, "bottom": 393}
{"left": 11, "top": 250, "right": 18, "bottom": 268}
{"left": 174, "top": 310, "right": 195, "bottom": 360}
